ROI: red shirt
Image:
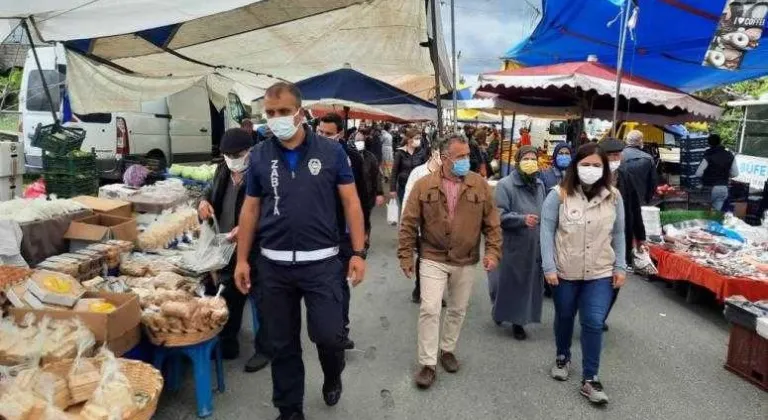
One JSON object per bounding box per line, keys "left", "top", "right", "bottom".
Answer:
{"left": 441, "top": 177, "right": 462, "bottom": 223}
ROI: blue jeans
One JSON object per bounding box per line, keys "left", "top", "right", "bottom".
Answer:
{"left": 711, "top": 185, "right": 728, "bottom": 212}
{"left": 552, "top": 278, "right": 614, "bottom": 380}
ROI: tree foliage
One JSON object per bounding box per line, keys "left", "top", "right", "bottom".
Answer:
{"left": 695, "top": 78, "right": 768, "bottom": 148}
{"left": 0, "top": 68, "right": 22, "bottom": 109}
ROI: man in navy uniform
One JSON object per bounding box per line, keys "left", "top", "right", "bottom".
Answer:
{"left": 235, "top": 82, "right": 367, "bottom": 420}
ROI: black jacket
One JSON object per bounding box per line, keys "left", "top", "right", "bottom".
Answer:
{"left": 702, "top": 145, "right": 735, "bottom": 187}
{"left": 391, "top": 147, "right": 427, "bottom": 192}
{"left": 203, "top": 163, "right": 248, "bottom": 269}
{"left": 337, "top": 141, "right": 371, "bottom": 243}
{"left": 617, "top": 168, "right": 646, "bottom": 262}
{"left": 360, "top": 150, "right": 383, "bottom": 211}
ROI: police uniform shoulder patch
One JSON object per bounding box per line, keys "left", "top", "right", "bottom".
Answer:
{"left": 308, "top": 158, "right": 322, "bottom": 175}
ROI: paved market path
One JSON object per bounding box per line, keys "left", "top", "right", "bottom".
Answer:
{"left": 155, "top": 209, "right": 768, "bottom": 420}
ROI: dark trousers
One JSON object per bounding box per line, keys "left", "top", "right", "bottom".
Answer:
{"left": 209, "top": 268, "right": 271, "bottom": 358}
{"left": 259, "top": 257, "right": 346, "bottom": 413}
{"left": 339, "top": 243, "right": 352, "bottom": 336}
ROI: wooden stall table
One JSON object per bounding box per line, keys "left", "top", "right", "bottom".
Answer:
{"left": 649, "top": 245, "right": 768, "bottom": 302}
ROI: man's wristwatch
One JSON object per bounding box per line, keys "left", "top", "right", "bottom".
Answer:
{"left": 351, "top": 250, "right": 367, "bottom": 260}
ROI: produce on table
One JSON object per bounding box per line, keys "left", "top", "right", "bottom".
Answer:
{"left": 140, "top": 289, "right": 228, "bottom": 332}
{"left": 0, "top": 315, "right": 95, "bottom": 367}
{"left": 0, "top": 266, "right": 33, "bottom": 290}
{"left": 136, "top": 207, "right": 199, "bottom": 250}
{"left": 169, "top": 164, "right": 217, "bottom": 182}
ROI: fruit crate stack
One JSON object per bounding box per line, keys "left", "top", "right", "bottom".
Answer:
{"left": 32, "top": 123, "right": 97, "bottom": 198}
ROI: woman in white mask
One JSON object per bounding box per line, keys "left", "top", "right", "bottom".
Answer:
{"left": 539, "top": 143, "right": 626, "bottom": 405}
{"left": 390, "top": 127, "right": 428, "bottom": 208}
{"left": 198, "top": 128, "right": 271, "bottom": 373}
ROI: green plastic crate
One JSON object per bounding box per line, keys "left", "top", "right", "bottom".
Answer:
{"left": 659, "top": 210, "right": 723, "bottom": 226}
{"left": 43, "top": 151, "right": 96, "bottom": 174}
{"left": 31, "top": 123, "right": 86, "bottom": 155}
{"left": 44, "top": 173, "right": 99, "bottom": 198}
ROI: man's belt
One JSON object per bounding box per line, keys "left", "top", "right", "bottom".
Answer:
{"left": 260, "top": 246, "right": 339, "bottom": 263}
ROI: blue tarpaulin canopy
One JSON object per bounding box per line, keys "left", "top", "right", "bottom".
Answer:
{"left": 281, "top": 67, "right": 437, "bottom": 122}
{"left": 505, "top": 0, "right": 768, "bottom": 92}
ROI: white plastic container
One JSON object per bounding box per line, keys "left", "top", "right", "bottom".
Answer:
{"left": 0, "top": 175, "right": 22, "bottom": 201}
{"left": 641, "top": 206, "right": 662, "bottom": 236}
{"left": 0, "top": 141, "right": 24, "bottom": 177}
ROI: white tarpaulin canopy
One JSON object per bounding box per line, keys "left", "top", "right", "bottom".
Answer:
{"left": 3, "top": 0, "right": 450, "bottom": 112}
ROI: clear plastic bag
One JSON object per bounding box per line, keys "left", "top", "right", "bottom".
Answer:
{"left": 181, "top": 221, "right": 235, "bottom": 274}
{"left": 633, "top": 247, "right": 658, "bottom": 276}
{"left": 387, "top": 199, "right": 399, "bottom": 225}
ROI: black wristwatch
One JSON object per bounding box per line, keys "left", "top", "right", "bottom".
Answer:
{"left": 352, "top": 250, "right": 367, "bottom": 260}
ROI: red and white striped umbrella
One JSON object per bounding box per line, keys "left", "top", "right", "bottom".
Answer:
{"left": 478, "top": 61, "right": 722, "bottom": 124}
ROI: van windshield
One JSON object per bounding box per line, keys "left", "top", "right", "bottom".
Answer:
{"left": 26, "top": 70, "right": 62, "bottom": 112}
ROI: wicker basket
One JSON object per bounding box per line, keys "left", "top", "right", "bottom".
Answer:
{"left": 144, "top": 324, "right": 224, "bottom": 347}
{"left": 41, "top": 358, "right": 164, "bottom": 420}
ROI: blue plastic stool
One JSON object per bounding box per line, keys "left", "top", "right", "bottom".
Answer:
{"left": 152, "top": 336, "right": 225, "bottom": 418}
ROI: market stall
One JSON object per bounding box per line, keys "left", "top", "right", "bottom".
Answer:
{"left": 0, "top": 146, "right": 235, "bottom": 417}
{"left": 648, "top": 212, "right": 768, "bottom": 302}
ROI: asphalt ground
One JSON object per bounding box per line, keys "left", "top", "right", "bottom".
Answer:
{"left": 155, "top": 209, "right": 768, "bottom": 420}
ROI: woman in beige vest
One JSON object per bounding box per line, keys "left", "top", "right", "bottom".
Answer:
{"left": 539, "top": 143, "right": 627, "bottom": 405}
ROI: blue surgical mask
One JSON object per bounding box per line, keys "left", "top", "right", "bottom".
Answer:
{"left": 555, "top": 155, "right": 571, "bottom": 169}
{"left": 451, "top": 158, "right": 470, "bottom": 177}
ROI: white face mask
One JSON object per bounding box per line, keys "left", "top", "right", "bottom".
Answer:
{"left": 266, "top": 110, "right": 300, "bottom": 140}
{"left": 224, "top": 153, "right": 249, "bottom": 173}
{"left": 354, "top": 141, "right": 365, "bottom": 151}
{"left": 411, "top": 139, "right": 421, "bottom": 148}
{"left": 609, "top": 161, "right": 621, "bottom": 173}
{"left": 578, "top": 166, "right": 603, "bottom": 186}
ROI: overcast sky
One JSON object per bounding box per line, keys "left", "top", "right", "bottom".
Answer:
{"left": 440, "top": 0, "right": 541, "bottom": 81}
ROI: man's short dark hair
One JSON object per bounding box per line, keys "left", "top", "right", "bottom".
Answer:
{"left": 265, "top": 82, "right": 302, "bottom": 107}
{"left": 319, "top": 113, "right": 344, "bottom": 134}
{"left": 708, "top": 133, "right": 722, "bottom": 147}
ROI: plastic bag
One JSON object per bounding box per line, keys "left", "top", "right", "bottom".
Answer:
{"left": 632, "top": 247, "right": 658, "bottom": 276}
{"left": 180, "top": 221, "right": 235, "bottom": 274}
{"left": 387, "top": 199, "right": 399, "bottom": 226}
{"left": 67, "top": 327, "right": 99, "bottom": 404}
{"left": 82, "top": 348, "right": 136, "bottom": 420}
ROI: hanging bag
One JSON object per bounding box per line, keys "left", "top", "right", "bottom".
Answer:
{"left": 387, "top": 199, "right": 399, "bottom": 225}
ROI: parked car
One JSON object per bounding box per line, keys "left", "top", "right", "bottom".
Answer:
{"left": 20, "top": 44, "right": 246, "bottom": 179}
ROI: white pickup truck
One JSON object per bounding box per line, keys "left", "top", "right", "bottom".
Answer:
{"left": 20, "top": 45, "right": 246, "bottom": 179}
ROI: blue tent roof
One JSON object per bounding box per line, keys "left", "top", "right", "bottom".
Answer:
{"left": 293, "top": 68, "right": 436, "bottom": 108}
{"left": 504, "top": 0, "right": 768, "bottom": 92}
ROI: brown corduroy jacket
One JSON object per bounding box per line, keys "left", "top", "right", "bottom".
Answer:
{"left": 398, "top": 170, "right": 502, "bottom": 270}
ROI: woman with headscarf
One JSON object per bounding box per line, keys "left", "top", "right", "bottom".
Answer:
{"left": 540, "top": 143, "right": 626, "bottom": 405}
{"left": 540, "top": 143, "right": 572, "bottom": 191}
{"left": 488, "top": 146, "right": 546, "bottom": 340}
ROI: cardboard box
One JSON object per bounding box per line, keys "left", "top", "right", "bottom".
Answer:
{"left": 8, "top": 291, "right": 142, "bottom": 355}
{"left": 734, "top": 202, "right": 748, "bottom": 219}
{"left": 63, "top": 214, "right": 137, "bottom": 251}
{"left": 72, "top": 196, "right": 132, "bottom": 218}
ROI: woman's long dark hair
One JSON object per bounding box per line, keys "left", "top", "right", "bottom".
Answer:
{"left": 560, "top": 143, "right": 612, "bottom": 196}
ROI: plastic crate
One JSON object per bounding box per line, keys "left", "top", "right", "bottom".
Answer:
{"left": 44, "top": 173, "right": 99, "bottom": 198}
{"left": 725, "top": 324, "right": 768, "bottom": 392}
{"left": 30, "top": 123, "right": 86, "bottom": 155}
{"left": 43, "top": 151, "right": 97, "bottom": 174}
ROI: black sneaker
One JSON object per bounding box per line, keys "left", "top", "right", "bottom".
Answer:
{"left": 341, "top": 337, "right": 355, "bottom": 350}
{"left": 602, "top": 323, "right": 609, "bottom": 332}
{"left": 411, "top": 290, "right": 421, "bottom": 303}
{"left": 276, "top": 412, "right": 305, "bottom": 420}
{"left": 322, "top": 376, "right": 343, "bottom": 406}
{"left": 512, "top": 324, "right": 527, "bottom": 340}
{"left": 244, "top": 353, "right": 270, "bottom": 373}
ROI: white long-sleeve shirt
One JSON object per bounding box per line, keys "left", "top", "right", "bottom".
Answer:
{"left": 401, "top": 163, "right": 433, "bottom": 218}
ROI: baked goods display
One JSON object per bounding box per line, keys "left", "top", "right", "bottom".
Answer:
{"left": 0, "top": 348, "right": 162, "bottom": 420}
{"left": 0, "top": 265, "right": 33, "bottom": 290}
{"left": 0, "top": 198, "right": 87, "bottom": 224}
{"left": 0, "top": 315, "right": 95, "bottom": 367}
{"left": 140, "top": 289, "right": 228, "bottom": 334}
{"left": 136, "top": 207, "right": 198, "bottom": 251}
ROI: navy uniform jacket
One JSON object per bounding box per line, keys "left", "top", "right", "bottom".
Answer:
{"left": 246, "top": 130, "right": 354, "bottom": 261}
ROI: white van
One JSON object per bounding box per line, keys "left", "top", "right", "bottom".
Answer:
{"left": 20, "top": 45, "right": 246, "bottom": 178}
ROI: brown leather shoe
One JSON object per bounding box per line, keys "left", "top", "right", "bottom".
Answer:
{"left": 414, "top": 365, "right": 436, "bottom": 389}
{"left": 440, "top": 351, "right": 460, "bottom": 373}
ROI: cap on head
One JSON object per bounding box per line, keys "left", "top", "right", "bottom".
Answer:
{"left": 516, "top": 145, "right": 537, "bottom": 163}
{"left": 626, "top": 130, "right": 644, "bottom": 146}
{"left": 599, "top": 138, "right": 626, "bottom": 154}
{"left": 220, "top": 128, "right": 254, "bottom": 154}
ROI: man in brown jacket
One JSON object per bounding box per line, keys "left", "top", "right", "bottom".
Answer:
{"left": 398, "top": 134, "right": 502, "bottom": 389}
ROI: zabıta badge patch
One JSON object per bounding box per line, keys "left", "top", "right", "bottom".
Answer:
{"left": 308, "top": 158, "right": 322, "bottom": 175}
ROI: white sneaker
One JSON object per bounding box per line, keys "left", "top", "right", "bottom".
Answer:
{"left": 581, "top": 378, "right": 609, "bottom": 405}
{"left": 550, "top": 356, "right": 570, "bottom": 381}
